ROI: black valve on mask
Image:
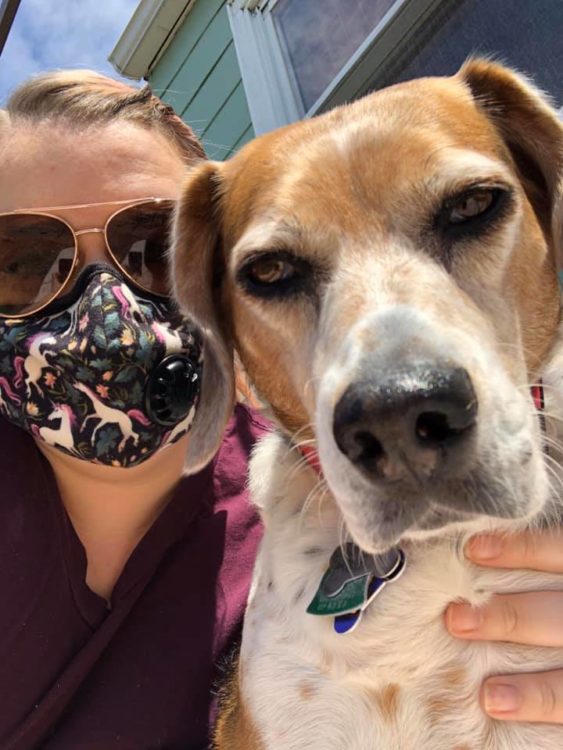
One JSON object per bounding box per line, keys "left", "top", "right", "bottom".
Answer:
{"left": 145, "top": 355, "right": 201, "bottom": 427}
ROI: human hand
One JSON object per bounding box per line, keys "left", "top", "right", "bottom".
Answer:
{"left": 445, "top": 530, "right": 563, "bottom": 724}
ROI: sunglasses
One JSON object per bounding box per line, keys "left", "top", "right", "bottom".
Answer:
{"left": 0, "top": 197, "right": 176, "bottom": 318}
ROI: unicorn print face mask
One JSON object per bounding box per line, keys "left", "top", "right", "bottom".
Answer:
{"left": 0, "top": 265, "right": 203, "bottom": 467}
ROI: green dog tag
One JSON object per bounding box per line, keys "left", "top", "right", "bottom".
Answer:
{"left": 307, "top": 572, "right": 370, "bottom": 616}
{"left": 307, "top": 544, "right": 405, "bottom": 618}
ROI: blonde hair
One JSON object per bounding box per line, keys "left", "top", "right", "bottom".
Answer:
{"left": 2, "top": 69, "right": 206, "bottom": 162}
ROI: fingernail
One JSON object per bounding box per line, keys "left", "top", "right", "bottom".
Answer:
{"left": 484, "top": 683, "right": 521, "bottom": 714}
{"left": 467, "top": 535, "right": 502, "bottom": 561}
{"left": 447, "top": 603, "right": 483, "bottom": 633}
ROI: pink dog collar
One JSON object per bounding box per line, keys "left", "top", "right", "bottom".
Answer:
{"left": 299, "top": 444, "right": 322, "bottom": 474}
{"left": 531, "top": 381, "right": 544, "bottom": 411}
{"left": 531, "top": 380, "right": 546, "bottom": 437}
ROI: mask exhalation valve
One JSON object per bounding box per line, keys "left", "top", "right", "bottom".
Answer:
{"left": 145, "top": 354, "right": 200, "bottom": 427}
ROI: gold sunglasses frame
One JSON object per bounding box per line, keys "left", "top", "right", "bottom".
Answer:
{"left": 0, "top": 197, "right": 176, "bottom": 319}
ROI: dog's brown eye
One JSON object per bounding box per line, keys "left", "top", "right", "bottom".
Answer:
{"left": 436, "top": 186, "right": 510, "bottom": 242}
{"left": 237, "top": 251, "right": 314, "bottom": 300}
{"left": 247, "top": 257, "right": 295, "bottom": 284}
{"left": 448, "top": 190, "right": 494, "bottom": 223}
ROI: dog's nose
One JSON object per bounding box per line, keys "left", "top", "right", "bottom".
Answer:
{"left": 333, "top": 364, "right": 478, "bottom": 483}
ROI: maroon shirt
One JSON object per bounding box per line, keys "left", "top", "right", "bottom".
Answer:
{"left": 0, "top": 404, "right": 268, "bottom": 750}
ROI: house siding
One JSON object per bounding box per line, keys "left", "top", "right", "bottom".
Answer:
{"left": 148, "top": 0, "right": 254, "bottom": 160}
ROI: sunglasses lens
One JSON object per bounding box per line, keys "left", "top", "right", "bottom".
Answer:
{"left": 107, "top": 200, "right": 174, "bottom": 296}
{"left": 0, "top": 214, "right": 75, "bottom": 316}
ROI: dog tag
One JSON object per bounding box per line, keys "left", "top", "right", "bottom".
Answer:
{"left": 307, "top": 573, "right": 371, "bottom": 616}
{"left": 332, "top": 562, "right": 409, "bottom": 634}
{"left": 307, "top": 544, "right": 405, "bottom": 618}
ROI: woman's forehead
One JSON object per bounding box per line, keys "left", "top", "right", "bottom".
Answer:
{"left": 0, "top": 120, "right": 187, "bottom": 211}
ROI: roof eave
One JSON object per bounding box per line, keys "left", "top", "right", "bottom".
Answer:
{"left": 109, "top": 0, "right": 193, "bottom": 81}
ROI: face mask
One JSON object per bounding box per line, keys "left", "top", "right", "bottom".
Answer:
{"left": 0, "top": 265, "right": 202, "bottom": 467}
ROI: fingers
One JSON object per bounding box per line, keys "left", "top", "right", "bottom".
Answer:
{"left": 482, "top": 670, "right": 563, "bottom": 723}
{"left": 446, "top": 591, "right": 563, "bottom": 646}
{"left": 451, "top": 530, "right": 563, "bottom": 724}
{"left": 466, "top": 529, "right": 563, "bottom": 573}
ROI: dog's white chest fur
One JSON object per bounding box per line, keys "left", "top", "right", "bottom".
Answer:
{"left": 240, "top": 431, "right": 563, "bottom": 750}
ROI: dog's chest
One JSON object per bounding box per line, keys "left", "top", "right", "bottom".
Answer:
{"left": 240, "top": 433, "right": 563, "bottom": 750}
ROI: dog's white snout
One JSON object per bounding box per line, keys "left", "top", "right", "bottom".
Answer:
{"left": 332, "top": 363, "right": 478, "bottom": 485}
{"left": 316, "top": 304, "right": 543, "bottom": 550}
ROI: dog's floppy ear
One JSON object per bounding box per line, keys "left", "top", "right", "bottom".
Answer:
{"left": 459, "top": 59, "right": 563, "bottom": 268}
{"left": 171, "top": 160, "right": 235, "bottom": 472}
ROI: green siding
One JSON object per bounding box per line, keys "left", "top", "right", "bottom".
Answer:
{"left": 150, "top": 0, "right": 225, "bottom": 95}
{"left": 232, "top": 123, "right": 254, "bottom": 152}
{"left": 201, "top": 81, "right": 253, "bottom": 159}
{"left": 148, "top": 0, "right": 254, "bottom": 161}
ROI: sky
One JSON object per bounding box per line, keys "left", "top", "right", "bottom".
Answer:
{"left": 0, "top": 0, "right": 141, "bottom": 106}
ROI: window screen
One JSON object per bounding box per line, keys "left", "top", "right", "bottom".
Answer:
{"left": 378, "top": 0, "right": 563, "bottom": 105}
{"left": 273, "top": 0, "right": 397, "bottom": 111}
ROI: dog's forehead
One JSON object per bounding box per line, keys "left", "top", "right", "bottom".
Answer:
{"left": 219, "top": 75, "right": 506, "bottom": 243}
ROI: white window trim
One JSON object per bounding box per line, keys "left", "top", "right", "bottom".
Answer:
{"left": 227, "top": 2, "right": 303, "bottom": 135}
{"left": 228, "top": 0, "right": 447, "bottom": 135}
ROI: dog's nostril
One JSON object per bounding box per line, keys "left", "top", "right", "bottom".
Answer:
{"left": 352, "top": 430, "right": 386, "bottom": 464}
{"left": 416, "top": 411, "right": 464, "bottom": 444}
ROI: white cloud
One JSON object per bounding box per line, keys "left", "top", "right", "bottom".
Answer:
{"left": 0, "top": 0, "right": 140, "bottom": 105}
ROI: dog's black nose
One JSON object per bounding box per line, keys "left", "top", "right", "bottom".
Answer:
{"left": 333, "top": 364, "right": 477, "bottom": 483}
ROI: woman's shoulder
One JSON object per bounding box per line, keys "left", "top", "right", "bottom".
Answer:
{"left": 222, "top": 402, "right": 271, "bottom": 450}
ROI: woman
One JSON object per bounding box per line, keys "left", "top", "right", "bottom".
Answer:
{"left": 0, "top": 71, "right": 268, "bottom": 750}
{"left": 0, "top": 70, "right": 561, "bottom": 749}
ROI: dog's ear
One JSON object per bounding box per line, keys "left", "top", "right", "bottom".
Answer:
{"left": 459, "top": 59, "right": 563, "bottom": 269}
{"left": 171, "top": 160, "right": 235, "bottom": 472}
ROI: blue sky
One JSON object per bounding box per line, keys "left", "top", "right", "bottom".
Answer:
{"left": 0, "top": 0, "right": 140, "bottom": 106}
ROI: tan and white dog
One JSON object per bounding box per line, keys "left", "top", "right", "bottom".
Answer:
{"left": 171, "top": 60, "right": 563, "bottom": 749}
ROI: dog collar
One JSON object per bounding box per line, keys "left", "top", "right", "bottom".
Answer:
{"left": 531, "top": 380, "right": 546, "bottom": 436}
{"left": 531, "top": 381, "right": 544, "bottom": 411}
{"left": 300, "top": 443, "right": 322, "bottom": 473}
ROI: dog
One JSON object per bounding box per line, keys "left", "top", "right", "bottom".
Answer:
{"left": 171, "top": 60, "right": 563, "bottom": 749}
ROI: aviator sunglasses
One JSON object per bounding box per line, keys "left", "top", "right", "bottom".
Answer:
{"left": 0, "top": 197, "right": 176, "bottom": 318}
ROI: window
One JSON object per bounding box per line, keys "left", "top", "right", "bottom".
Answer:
{"left": 273, "top": 0, "right": 397, "bottom": 111}
{"left": 228, "top": 0, "right": 443, "bottom": 133}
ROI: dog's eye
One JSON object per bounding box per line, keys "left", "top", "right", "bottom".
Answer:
{"left": 237, "top": 251, "right": 313, "bottom": 299}
{"left": 436, "top": 186, "right": 511, "bottom": 240}
{"left": 245, "top": 257, "right": 296, "bottom": 285}
{"left": 448, "top": 190, "right": 495, "bottom": 223}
